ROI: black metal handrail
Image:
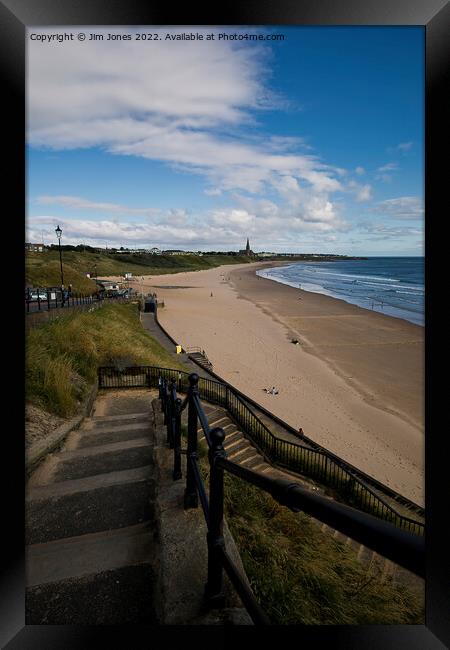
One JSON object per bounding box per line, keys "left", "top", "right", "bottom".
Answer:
{"left": 158, "top": 372, "right": 424, "bottom": 626}
{"left": 98, "top": 364, "right": 424, "bottom": 536}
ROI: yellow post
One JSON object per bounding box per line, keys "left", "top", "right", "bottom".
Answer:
{"left": 176, "top": 345, "right": 182, "bottom": 354}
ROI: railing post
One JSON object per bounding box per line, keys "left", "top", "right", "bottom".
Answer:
{"left": 173, "top": 397, "right": 182, "bottom": 480}
{"left": 184, "top": 373, "right": 199, "bottom": 509}
{"left": 205, "top": 426, "right": 226, "bottom": 605}
{"left": 168, "top": 378, "right": 177, "bottom": 449}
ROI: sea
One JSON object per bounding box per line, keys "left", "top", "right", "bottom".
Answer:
{"left": 256, "top": 257, "right": 424, "bottom": 327}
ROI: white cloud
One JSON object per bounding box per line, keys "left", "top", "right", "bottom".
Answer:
{"left": 27, "top": 26, "right": 344, "bottom": 215}
{"left": 355, "top": 166, "right": 365, "bottom": 175}
{"left": 204, "top": 188, "right": 222, "bottom": 196}
{"left": 348, "top": 181, "right": 372, "bottom": 202}
{"left": 377, "top": 162, "right": 399, "bottom": 173}
{"left": 373, "top": 196, "right": 424, "bottom": 220}
{"left": 375, "top": 162, "right": 399, "bottom": 183}
{"left": 358, "top": 222, "right": 423, "bottom": 240}
{"left": 397, "top": 141, "right": 413, "bottom": 152}
{"left": 388, "top": 141, "right": 413, "bottom": 154}
{"left": 35, "top": 195, "right": 161, "bottom": 217}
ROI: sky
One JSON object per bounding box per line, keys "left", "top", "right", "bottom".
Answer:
{"left": 26, "top": 26, "right": 424, "bottom": 255}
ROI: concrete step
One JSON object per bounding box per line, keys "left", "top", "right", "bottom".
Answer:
{"left": 227, "top": 442, "right": 252, "bottom": 460}
{"left": 87, "top": 412, "right": 152, "bottom": 426}
{"left": 238, "top": 451, "right": 261, "bottom": 466}
{"left": 78, "top": 420, "right": 151, "bottom": 434}
{"left": 223, "top": 429, "right": 241, "bottom": 443}
{"left": 26, "top": 563, "right": 158, "bottom": 624}
{"left": 224, "top": 433, "right": 245, "bottom": 451}
{"left": 26, "top": 466, "right": 156, "bottom": 545}
{"left": 27, "top": 522, "right": 156, "bottom": 587}
{"left": 231, "top": 446, "right": 258, "bottom": 463}
{"left": 72, "top": 422, "right": 152, "bottom": 449}
{"left": 248, "top": 460, "right": 271, "bottom": 472}
{"left": 208, "top": 415, "right": 232, "bottom": 428}
{"left": 50, "top": 438, "right": 154, "bottom": 483}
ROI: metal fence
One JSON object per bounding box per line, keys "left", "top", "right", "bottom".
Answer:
{"left": 25, "top": 290, "right": 99, "bottom": 314}
{"left": 97, "top": 365, "right": 424, "bottom": 536}
{"left": 25, "top": 295, "right": 134, "bottom": 330}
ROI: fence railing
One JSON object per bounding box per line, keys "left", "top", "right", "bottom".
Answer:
{"left": 158, "top": 372, "right": 424, "bottom": 625}
{"left": 97, "top": 365, "right": 424, "bottom": 536}
{"left": 25, "top": 291, "right": 132, "bottom": 315}
{"left": 25, "top": 290, "right": 99, "bottom": 313}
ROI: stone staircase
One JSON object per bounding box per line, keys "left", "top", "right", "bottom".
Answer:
{"left": 183, "top": 399, "right": 424, "bottom": 592}
{"left": 186, "top": 348, "right": 213, "bottom": 372}
{"left": 25, "top": 400, "right": 160, "bottom": 624}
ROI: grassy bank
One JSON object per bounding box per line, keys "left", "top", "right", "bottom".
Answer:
{"left": 222, "top": 473, "right": 423, "bottom": 624}
{"left": 26, "top": 302, "right": 186, "bottom": 416}
{"left": 26, "top": 250, "right": 254, "bottom": 292}
{"left": 193, "top": 445, "right": 423, "bottom": 624}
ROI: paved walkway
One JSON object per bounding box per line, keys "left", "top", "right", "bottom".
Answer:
{"left": 141, "top": 312, "right": 211, "bottom": 378}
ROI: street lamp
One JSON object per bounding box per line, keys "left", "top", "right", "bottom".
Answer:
{"left": 55, "top": 224, "right": 64, "bottom": 292}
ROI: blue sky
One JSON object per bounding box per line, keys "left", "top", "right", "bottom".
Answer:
{"left": 26, "top": 26, "right": 424, "bottom": 255}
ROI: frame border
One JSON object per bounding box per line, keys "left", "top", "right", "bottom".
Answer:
{"left": 2, "top": 0, "right": 448, "bottom": 647}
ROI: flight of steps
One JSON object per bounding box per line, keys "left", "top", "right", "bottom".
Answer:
{"left": 182, "top": 399, "right": 423, "bottom": 590}
{"left": 25, "top": 409, "right": 160, "bottom": 624}
{"left": 187, "top": 350, "right": 213, "bottom": 372}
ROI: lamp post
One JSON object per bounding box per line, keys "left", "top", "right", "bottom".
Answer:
{"left": 55, "top": 224, "right": 64, "bottom": 293}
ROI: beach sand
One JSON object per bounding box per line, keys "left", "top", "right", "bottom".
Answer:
{"left": 124, "top": 262, "right": 424, "bottom": 506}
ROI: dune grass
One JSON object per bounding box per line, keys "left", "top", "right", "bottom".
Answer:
{"left": 26, "top": 302, "right": 187, "bottom": 416}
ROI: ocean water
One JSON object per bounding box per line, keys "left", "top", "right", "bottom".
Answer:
{"left": 256, "top": 257, "right": 424, "bottom": 326}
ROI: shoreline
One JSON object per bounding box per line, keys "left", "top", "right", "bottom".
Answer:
{"left": 255, "top": 263, "right": 424, "bottom": 328}
{"left": 122, "top": 261, "right": 424, "bottom": 505}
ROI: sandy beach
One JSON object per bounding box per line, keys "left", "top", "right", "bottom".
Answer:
{"left": 124, "top": 262, "right": 424, "bottom": 506}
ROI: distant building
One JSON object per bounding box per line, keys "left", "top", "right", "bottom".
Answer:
{"left": 165, "top": 250, "right": 198, "bottom": 256}
{"left": 238, "top": 238, "right": 254, "bottom": 257}
{"left": 25, "top": 242, "right": 46, "bottom": 253}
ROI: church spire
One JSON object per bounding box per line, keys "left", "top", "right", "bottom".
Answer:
{"left": 246, "top": 237, "right": 250, "bottom": 251}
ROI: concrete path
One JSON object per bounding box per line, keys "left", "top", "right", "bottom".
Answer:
{"left": 141, "top": 311, "right": 212, "bottom": 379}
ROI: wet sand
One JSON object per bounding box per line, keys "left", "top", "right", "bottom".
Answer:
{"left": 122, "top": 262, "right": 424, "bottom": 505}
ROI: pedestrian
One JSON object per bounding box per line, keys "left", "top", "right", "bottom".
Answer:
{"left": 210, "top": 292, "right": 213, "bottom": 297}
{"left": 298, "top": 427, "right": 304, "bottom": 438}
